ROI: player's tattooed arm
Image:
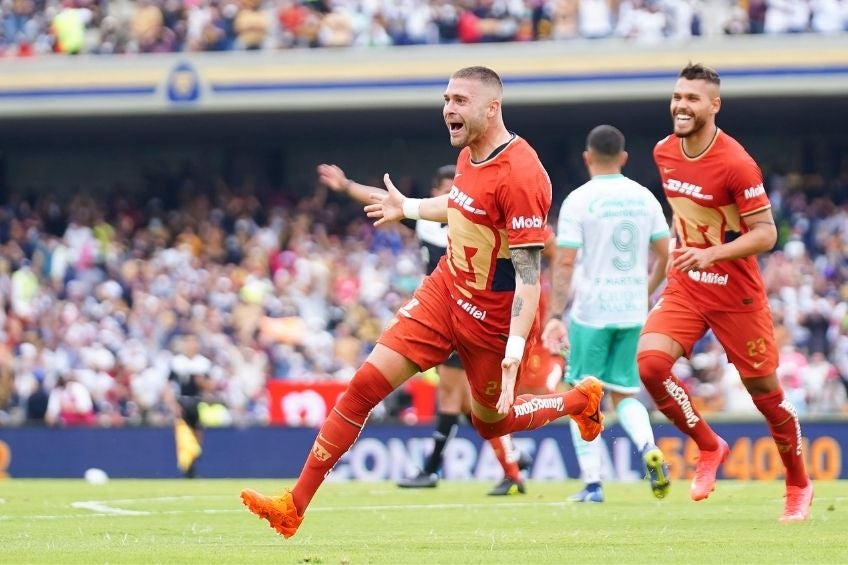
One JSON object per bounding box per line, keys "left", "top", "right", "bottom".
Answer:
{"left": 511, "top": 296, "right": 523, "bottom": 318}
{"left": 511, "top": 247, "right": 541, "bottom": 286}
{"left": 509, "top": 246, "right": 542, "bottom": 331}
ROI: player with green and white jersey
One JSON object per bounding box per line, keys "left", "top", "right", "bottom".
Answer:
{"left": 542, "top": 124, "right": 671, "bottom": 503}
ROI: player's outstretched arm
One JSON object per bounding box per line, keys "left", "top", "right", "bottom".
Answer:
{"left": 365, "top": 173, "right": 449, "bottom": 226}
{"left": 317, "top": 163, "right": 386, "bottom": 206}
{"left": 417, "top": 194, "right": 450, "bottom": 222}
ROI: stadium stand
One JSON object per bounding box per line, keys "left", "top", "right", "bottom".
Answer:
{"left": 0, "top": 184, "right": 422, "bottom": 426}
{"left": 0, "top": 0, "right": 846, "bottom": 57}
{"left": 0, "top": 160, "right": 846, "bottom": 428}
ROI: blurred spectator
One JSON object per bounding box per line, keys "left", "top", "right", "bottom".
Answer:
{"left": 10, "top": 259, "right": 38, "bottom": 321}
{"left": 616, "top": 0, "right": 668, "bottom": 42}
{"left": 578, "top": 0, "right": 613, "bottom": 38}
{"left": 25, "top": 373, "right": 49, "bottom": 423}
{"left": 543, "top": 0, "right": 577, "bottom": 39}
{"left": 234, "top": 0, "right": 269, "bottom": 49}
{"left": 764, "top": 0, "right": 807, "bottom": 34}
{"left": 778, "top": 343, "right": 809, "bottom": 415}
{"left": 801, "top": 352, "right": 839, "bottom": 414}
{"left": 0, "top": 347, "right": 13, "bottom": 424}
{"left": 748, "top": 0, "right": 767, "bottom": 33}
{"left": 317, "top": 5, "right": 353, "bottom": 46}
{"left": 52, "top": 0, "right": 91, "bottom": 54}
{"left": 45, "top": 374, "right": 95, "bottom": 426}
{"left": 810, "top": 0, "right": 846, "bottom": 34}
{"left": 131, "top": 0, "right": 164, "bottom": 52}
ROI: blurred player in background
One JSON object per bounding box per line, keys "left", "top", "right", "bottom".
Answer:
{"left": 543, "top": 124, "right": 670, "bottom": 503}
{"left": 163, "top": 334, "right": 211, "bottom": 478}
{"left": 317, "top": 162, "right": 531, "bottom": 496}
{"left": 240, "top": 65, "right": 604, "bottom": 538}
{"left": 637, "top": 63, "right": 812, "bottom": 521}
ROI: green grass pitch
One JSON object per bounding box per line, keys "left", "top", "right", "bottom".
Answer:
{"left": 0, "top": 479, "right": 844, "bottom": 564}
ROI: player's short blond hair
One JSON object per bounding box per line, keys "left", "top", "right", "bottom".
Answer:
{"left": 451, "top": 66, "right": 503, "bottom": 96}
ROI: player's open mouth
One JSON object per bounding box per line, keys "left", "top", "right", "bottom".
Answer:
{"left": 675, "top": 113, "right": 692, "bottom": 124}
{"left": 448, "top": 121, "right": 464, "bottom": 134}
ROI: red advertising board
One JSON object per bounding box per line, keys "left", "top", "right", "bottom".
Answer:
{"left": 266, "top": 378, "right": 437, "bottom": 426}
{"left": 267, "top": 381, "right": 347, "bottom": 426}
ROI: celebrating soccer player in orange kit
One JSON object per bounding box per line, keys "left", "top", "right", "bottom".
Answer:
{"left": 316, "top": 162, "right": 532, "bottom": 496}
{"left": 637, "top": 63, "right": 812, "bottom": 521}
{"left": 240, "top": 66, "right": 604, "bottom": 538}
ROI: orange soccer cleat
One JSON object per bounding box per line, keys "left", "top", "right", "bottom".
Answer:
{"left": 690, "top": 437, "right": 730, "bottom": 501}
{"left": 240, "top": 488, "right": 303, "bottom": 538}
{"left": 572, "top": 376, "right": 604, "bottom": 441}
{"left": 779, "top": 484, "right": 813, "bottom": 523}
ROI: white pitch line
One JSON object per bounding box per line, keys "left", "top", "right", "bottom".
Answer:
{"left": 83, "top": 495, "right": 228, "bottom": 505}
{"left": 67, "top": 495, "right": 231, "bottom": 517}
{"left": 71, "top": 501, "right": 150, "bottom": 516}
{"left": 0, "top": 513, "right": 116, "bottom": 521}
{"left": 14, "top": 497, "right": 573, "bottom": 521}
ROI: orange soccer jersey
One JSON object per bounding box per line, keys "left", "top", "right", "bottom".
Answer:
{"left": 379, "top": 135, "right": 552, "bottom": 408}
{"left": 654, "top": 129, "right": 770, "bottom": 312}
{"left": 435, "top": 135, "right": 552, "bottom": 340}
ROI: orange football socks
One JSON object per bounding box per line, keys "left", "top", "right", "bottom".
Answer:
{"left": 291, "top": 362, "right": 394, "bottom": 514}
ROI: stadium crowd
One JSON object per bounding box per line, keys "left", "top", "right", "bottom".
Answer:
{"left": 0, "top": 0, "right": 846, "bottom": 56}
{"left": 0, "top": 161, "right": 846, "bottom": 429}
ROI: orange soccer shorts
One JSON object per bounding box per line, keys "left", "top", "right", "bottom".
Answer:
{"left": 518, "top": 343, "right": 564, "bottom": 394}
{"left": 641, "top": 286, "right": 779, "bottom": 378}
{"left": 378, "top": 272, "right": 540, "bottom": 410}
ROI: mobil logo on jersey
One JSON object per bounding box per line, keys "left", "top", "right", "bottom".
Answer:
{"left": 664, "top": 178, "right": 713, "bottom": 201}
{"left": 744, "top": 183, "right": 766, "bottom": 200}
{"left": 449, "top": 186, "right": 486, "bottom": 215}
{"left": 511, "top": 215, "right": 543, "bottom": 229}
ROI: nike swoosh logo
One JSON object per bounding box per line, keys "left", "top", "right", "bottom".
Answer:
{"left": 752, "top": 360, "right": 765, "bottom": 369}
{"left": 662, "top": 167, "right": 675, "bottom": 173}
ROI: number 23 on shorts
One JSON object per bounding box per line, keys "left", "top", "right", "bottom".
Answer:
{"left": 746, "top": 337, "right": 766, "bottom": 357}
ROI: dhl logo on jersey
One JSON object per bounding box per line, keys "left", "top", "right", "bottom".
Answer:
{"left": 664, "top": 179, "right": 713, "bottom": 201}
{"left": 449, "top": 186, "right": 486, "bottom": 215}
